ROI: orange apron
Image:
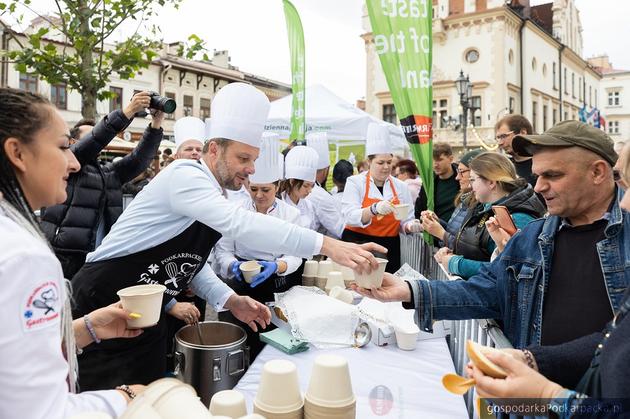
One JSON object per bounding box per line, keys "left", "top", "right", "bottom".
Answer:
{"left": 345, "top": 171, "right": 401, "bottom": 237}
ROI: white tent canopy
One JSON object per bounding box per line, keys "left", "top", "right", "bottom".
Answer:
{"left": 264, "top": 84, "right": 408, "bottom": 153}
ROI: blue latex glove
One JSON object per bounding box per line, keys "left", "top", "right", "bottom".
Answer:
{"left": 230, "top": 261, "right": 245, "bottom": 282}
{"left": 250, "top": 261, "right": 278, "bottom": 288}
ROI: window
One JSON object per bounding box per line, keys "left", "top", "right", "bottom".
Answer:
{"left": 531, "top": 58, "right": 537, "bottom": 71}
{"left": 595, "top": 89, "right": 598, "bottom": 107}
{"left": 571, "top": 73, "right": 575, "bottom": 98}
{"left": 183, "top": 95, "right": 193, "bottom": 117}
{"left": 543, "top": 105, "right": 548, "bottom": 131}
{"left": 532, "top": 101, "right": 538, "bottom": 133}
{"left": 383, "top": 104, "right": 397, "bottom": 124}
{"left": 19, "top": 73, "right": 38, "bottom": 93}
{"left": 465, "top": 49, "right": 479, "bottom": 64}
{"left": 553, "top": 63, "right": 557, "bottom": 89}
{"left": 165, "top": 92, "right": 176, "bottom": 119}
{"left": 542, "top": 63, "right": 547, "bottom": 77}
{"left": 431, "top": 100, "right": 448, "bottom": 128}
{"left": 508, "top": 49, "right": 514, "bottom": 65}
{"left": 564, "top": 111, "right": 568, "bottom": 121}
{"left": 589, "top": 86, "right": 592, "bottom": 107}
{"left": 471, "top": 96, "right": 482, "bottom": 126}
{"left": 578, "top": 77, "right": 582, "bottom": 101}
{"left": 553, "top": 109, "right": 557, "bottom": 125}
{"left": 509, "top": 97, "right": 515, "bottom": 114}
{"left": 608, "top": 120, "right": 619, "bottom": 135}
{"left": 564, "top": 69, "right": 568, "bottom": 94}
{"left": 200, "top": 97, "right": 211, "bottom": 120}
{"left": 608, "top": 91, "right": 620, "bottom": 106}
{"left": 109, "top": 87, "right": 123, "bottom": 112}
{"left": 50, "top": 83, "right": 67, "bottom": 110}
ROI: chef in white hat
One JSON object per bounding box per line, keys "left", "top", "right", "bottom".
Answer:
{"left": 173, "top": 116, "right": 205, "bottom": 160}
{"left": 341, "top": 122, "right": 422, "bottom": 273}
{"left": 70, "top": 83, "right": 386, "bottom": 390}
{"left": 304, "top": 132, "right": 345, "bottom": 238}
{"left": 279, "top": 145, "right": 320, "bottom": 229}
{"left": 212, "top": 132, "right": 303, "bottom": 358}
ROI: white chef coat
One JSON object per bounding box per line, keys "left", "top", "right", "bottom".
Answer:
{"left": 304, "top": 184, "right": 345, "bottom": 238}
{"left": 0, "top": 208, "right": 126, "bottom": 419}
{"left": 341, "top": 171, "right": 415, "bottom": 230}
{"left": 226, "top": 185, "right": 250, "bottom": 205}
{"left": 88, "top": 159, "right": 323, "bottom": 310}
{"left": 212, "top": 197, "right": 303, "bottom": 279}
{"left": 281, "top": 191, "right": 317, "bottom": 230}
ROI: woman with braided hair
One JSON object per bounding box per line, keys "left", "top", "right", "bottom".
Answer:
{"left": 0, "top": 88, "right": 145, "bottom": 418}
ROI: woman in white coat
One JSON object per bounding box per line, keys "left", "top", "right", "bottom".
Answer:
{"left": 0, "top": 88, "right": 145, "bottom": 419}
{"left": 342, "top": 123, "right": 423, "bottom": 273}
{"left": 278, "top": 145, "right": 319, "bottom": 229}
{"left": 213, "top": 133, "right": 303, "bottom": 358}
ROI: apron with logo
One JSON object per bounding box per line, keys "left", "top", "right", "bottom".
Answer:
{"left": 71, "top": 220, "right": 222, "bottom": 390}
{"left": 342, "top": 172, "right": 401, "bottom": 273}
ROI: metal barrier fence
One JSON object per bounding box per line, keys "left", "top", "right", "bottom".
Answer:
{"left": 400, "top": 234, "right": 513, "bottom": 418}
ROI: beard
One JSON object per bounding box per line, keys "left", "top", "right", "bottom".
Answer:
{"left": 215, "top": 156, "right": 244, "bottom": 191}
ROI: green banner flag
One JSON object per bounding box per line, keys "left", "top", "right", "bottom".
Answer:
{"left": 366, "top": 1, "right": 434, "bottom": 217}
{"left": 283, "top": 0, "right": 306, "bottom": 142}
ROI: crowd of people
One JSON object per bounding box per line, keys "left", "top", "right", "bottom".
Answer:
{"left": 1, "top": 82, "right": 628, "bottom": 418}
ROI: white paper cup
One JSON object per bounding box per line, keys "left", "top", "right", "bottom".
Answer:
{"left": 395, "top": 324, "right": 420, "bottom": 351}
{"left": 240, "top": 261, "right": 262, "bottom": 284}
{"left": 304, "top": 397, "right": 356, "bottom": 419}
{"left": 302, "top": 276, "right": 316, "bottom": 287}
{"left": 353, "top": 258, "right": 388, "bottom": 290}
{"left": 317, "top": 260, "right": 334, "bottom": 278}
{"left": 253, "top": 403, "right": 303, "bottom": 419}
{"left": 117, "top": 284, "right": 166, "bottom": 329}
{"left": 70, "top": 413, "right": 114, "bottom": 419}
{"left": 142, "top": 377, "right": 186, "bottom": 405}
{"left": 329, "top": 286, "right": 354, "bottom": 305}
{"left": 314, "top": 277, "right": 327, "bottom": 291}
{"left": 306, "top": 355, "right": 354, "bottom": 408}
{"left": 303, "top": 260, "right": 319, "bottom": 277}
{"left": 153, "top": 384, "right": 211, "bottom": 419}
{"left": 325, "top": 272, "right": 345, "bottom": 293}
{"left": 393, "top": 204, "right": 410, "bottom": 220}
{"left": 119, "top": 394, "right": 163, "bottom": 419}
{"left": 255, "top": 359, "right": 303, "bottom": 414}
{"left": 238, "top": 415, "right": 267, "bottom": 419}
{"left": 210, "top": 390, "right": 248, "bottom": 418}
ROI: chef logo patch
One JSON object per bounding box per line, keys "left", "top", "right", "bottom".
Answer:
{"left": 22, "top": 281, "right": 60, "bottom": 332}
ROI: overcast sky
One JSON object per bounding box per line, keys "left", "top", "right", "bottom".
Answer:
{"left": 13, "top": 0, "right": 626, "bottom": 103}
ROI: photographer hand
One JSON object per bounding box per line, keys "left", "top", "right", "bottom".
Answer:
{"left": 124, "top": 91, "right": 151, "bottom": 119}
{"left": 150, "top": 108, "right": 165, "bottom": 129}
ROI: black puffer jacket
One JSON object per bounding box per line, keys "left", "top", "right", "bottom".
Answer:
{"left": 453, "top": 183, "right": 546, "bottom": 261}
{"left": 40, "top": 110, "right": 162, "bottom": 278}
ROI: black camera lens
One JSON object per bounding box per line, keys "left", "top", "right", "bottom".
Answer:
{"left": 150, "top": 94, "right": 177, "bottom": 114}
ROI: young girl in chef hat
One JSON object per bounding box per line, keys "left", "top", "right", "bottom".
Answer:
{"left": 278, "top": 145, "right": 320, "bottom": 230}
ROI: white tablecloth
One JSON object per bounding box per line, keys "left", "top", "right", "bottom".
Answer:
{"left": 235, "top": 337, "right": 468, "bottom": 418}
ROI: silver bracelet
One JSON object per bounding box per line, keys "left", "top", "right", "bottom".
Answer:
{"left": 84, "top": 315, "right": 101, "bottom": 344}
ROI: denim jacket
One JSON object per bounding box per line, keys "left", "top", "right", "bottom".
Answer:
{"left": 408, "top": 187, "right": 630, "bottom": 348}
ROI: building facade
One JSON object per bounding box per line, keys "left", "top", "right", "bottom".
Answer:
{"left": 362, "top": 0, "right": 607, "bottom": 155}
{"left": 591, "top": 55, "right": 630, "bottom": 145}
{"left": 0, "top": 20, "right": 291, "bottom": 141}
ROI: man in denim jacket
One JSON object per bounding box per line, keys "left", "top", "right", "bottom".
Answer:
{"left": 355, "top": 121, "right": 629, "bottom": 349}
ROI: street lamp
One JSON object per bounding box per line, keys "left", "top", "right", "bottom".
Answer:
{"left": 455, "top": 70, "right": 480, "bottom": 150}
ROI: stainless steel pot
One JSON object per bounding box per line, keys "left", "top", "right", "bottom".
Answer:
{"left": 174, "top": 321, "right": 249, "bottom": 406}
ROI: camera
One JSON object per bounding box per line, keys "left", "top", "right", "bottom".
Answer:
{"left": 134, "top": 91, "right": 177, "bottom": 117}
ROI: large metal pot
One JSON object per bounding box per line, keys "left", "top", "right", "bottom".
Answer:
{"left": 174, "top": 321, "right": 249, "bottom": 406}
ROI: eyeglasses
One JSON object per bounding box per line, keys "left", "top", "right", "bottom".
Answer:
{"left": 457, "top": 169, "right": 470, "bottom": 175}
{"left": 495, "top": 131, "right": 514, "bottom": 141}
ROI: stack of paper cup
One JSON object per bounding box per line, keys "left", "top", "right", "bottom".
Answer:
{"left": 210, "top": 390, "right": 248, "bottom": 417}
{"left": 254, "top": 359, "right": 304, "bottom": 419}
{"left": 302, "top": 260, "right": 319, "bottom": 287}
{"left": 325, "top": 271, "right": 345, "bottom": 294}
{"left": 304, "top": 355, "right": 355, "bottom": 419}
{"left": 238, "top": 415, "right": 266, "bottom": 419}
{"left": 121, "top": 379, "right": 212, "bottom": 419}
{"left": 316, "top": 260, "right": 334, "bottom": 290}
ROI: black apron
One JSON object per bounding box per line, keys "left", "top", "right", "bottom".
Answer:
{"left": 341, "top": 229, "right": 401, "bottom": 274}
{"left": 219, "top": 258, "right": 305, "bottom": 360}
{"left": 71, "top": 221, "right": 222, "bottom": 390}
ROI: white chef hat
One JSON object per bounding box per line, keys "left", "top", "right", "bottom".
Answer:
{"left": 208, "top": 82, "right": 270, "bottom": 148}
{"left": 306, "top": 131, "right": 330, "bottom": 170}
{"left": 284, "top": 146, "right": 318, "bottom": 183}
{"left": 204, "top": 118, "right": 211, "bottom": 141}
{"left": 174, "top": 116, "right": 205, "bottom": 151}
{"left": 250, "top": 132, "right": 283, "bottom": 184}
{"left": 365, "top": 122, "right": 393, "bottom": 156}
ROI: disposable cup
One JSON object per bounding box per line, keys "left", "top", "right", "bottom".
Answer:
{"left": 329, "top": 287, "right": 353, "bottom": 305}
{"left": 303, "top": 260, "right": 319, "bottom": 276}
{"left": 69, "top": 413, "right": 114, "bottom": 419}
{"left": 314, "top": 277, "right": 327, "bottom": 291}
{"left": 304, "top": 397, "right": 356, "bottom": 419}
{"left": 255, "top": 359, "right": 303, "bottom": 414}
{"left": 325, "top": 272, "right": 345, "bottom": 294}
{"left": 142, "top": 377, "right": 186, "bottom": 405}
{"left": 240, "top": 261, "right": 262, "bottom": 283}
{"left": 305, "top": 355, "right": 354, "bottom": 408}
{"left": 395, "top": 324, "right": 420, "bottom": 351}
{"left": 253, "top": 403, "right": 303, "bottom": 419}
{"left": 153, "top": 384, "right": 212, "bottom": 419}
{"left": 117, "top": 284, "right": 166, "bottom": 328}
{"left": 119, "top": 394, "right": 162, "bottom": 419}
{"left": 302, "top": 276, "right": 316, "bottom": 287}
{"left": 209, "top": 390, "right": 248, "bottom": 418}
{"left": 393, "top": 204, "right": 410, "bottom": 220}
{"left": 238, "top": 415, "right": 267, "bottom": 419}
{"left": 353, "top": 258, "right": 388, "bottom": 289}
{"left": 317, "top": 260, "right": 334, "bottom": 279}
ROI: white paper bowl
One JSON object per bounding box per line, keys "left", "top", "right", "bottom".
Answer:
{"left": 303, "top": 260, "right": 319, "bottom": 276}
{"left": 325, "top": 271, "right": 345, "bottom": 293}
{"left": 393, "top": 204, "right": 410, "bottom": 220}
{"left": 116, "top": 284, "right": 166, "bottom": 329}
{"left": 306, "top": 354, "right": 354, "bottom": 408}
{"left": 153, "top": 384, "right": 211, "bottom": 419}
{"left": 255, "top": 359, "right": 304, "bottom": 414}
{"left": 210, "top": 390, "right": 248, "bottom": 418}
{"left": 329, "top": 286, "right": 354, "bottom": 304}
{"left": 240, "top": 261, "right": 262, "bottom": 284}
{"left": 395, "top": 325, "right": 420, "bottom": 351}
{"left": 353, "top": 258, "right": 388, "bottom": 289}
